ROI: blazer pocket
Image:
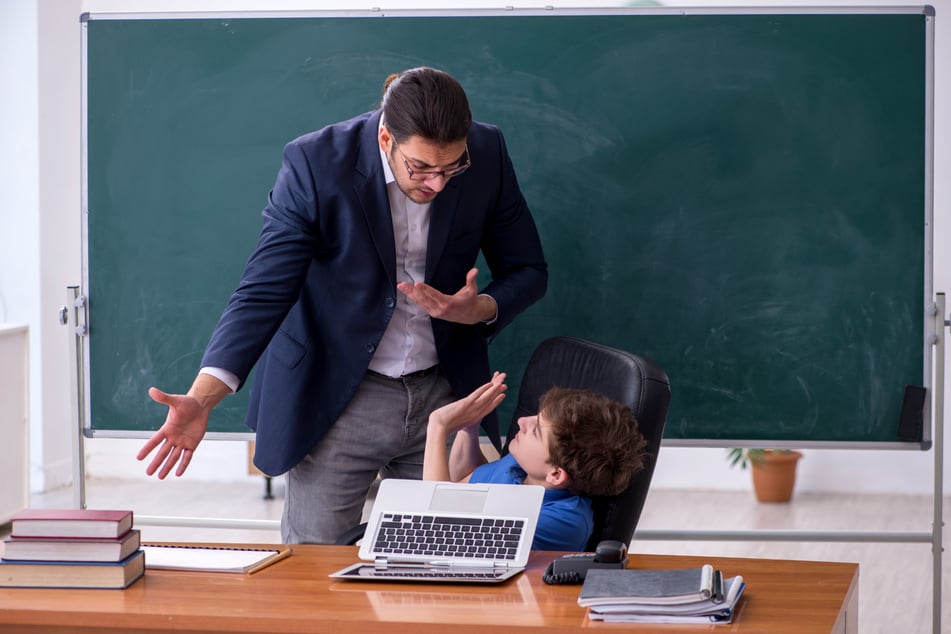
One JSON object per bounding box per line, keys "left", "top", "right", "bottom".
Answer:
{"left": 268, "top": 329, "right": 306, "bottom": 369}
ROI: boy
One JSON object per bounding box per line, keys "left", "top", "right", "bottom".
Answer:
{"left": 423, "top": 372, "right": 647, "bottom": 551}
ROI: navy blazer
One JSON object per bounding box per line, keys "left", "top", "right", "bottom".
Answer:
{"left": 201, "top": 110, "right": 548, "bottom": 475}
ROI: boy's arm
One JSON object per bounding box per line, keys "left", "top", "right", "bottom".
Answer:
{"left": 423, "top": 418, "right": 458, "bottom": 482}
{"left": 423, "top": 373, "right": 507, "bottom": 482}
{"left": 449, "top": 426, "right": 488, "bottom": 482}
{"left": 424, "top": 421, "right": 486, "bottom": 482}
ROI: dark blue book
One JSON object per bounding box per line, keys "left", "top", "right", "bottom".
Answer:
{"left": 578, "top": 564, "right": 717, "bottom": 606}
{"left": 0, "top": 549, "right": 144, "bottom": 589}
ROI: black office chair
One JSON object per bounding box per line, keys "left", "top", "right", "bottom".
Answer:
{"left": 335, "top": 336, "right": 671, "bottom": 550}
{"left": 501, "top": 336, "right": 670, "bottom": 551}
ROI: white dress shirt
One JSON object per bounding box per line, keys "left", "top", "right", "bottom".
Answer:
{"left": 366, "top": 145, "right": 440, "bottom": 377}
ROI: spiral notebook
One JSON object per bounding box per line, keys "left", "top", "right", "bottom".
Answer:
{"left": 330, "top": 479, "right": 544, "bottom": 584}
{"left": 141, "top": 543, "right": 292, "bottom": 574}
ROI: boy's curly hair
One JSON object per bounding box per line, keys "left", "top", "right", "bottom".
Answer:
{"left": 540, "top": 387, "right": 647, "bottom": 497}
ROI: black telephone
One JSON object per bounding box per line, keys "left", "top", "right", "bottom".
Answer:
{"left": 542, "top": 540, "right": 628, "bottom": 585}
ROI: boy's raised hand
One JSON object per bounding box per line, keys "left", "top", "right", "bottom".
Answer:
{"left": 424, "top": 372, "right": 508, "bottom": 483}
{"left": 429, "top": 371, "right": 508, "bottom": 434}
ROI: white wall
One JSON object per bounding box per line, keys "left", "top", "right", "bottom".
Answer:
{"left": 3, "top": 0, "right": 949, "bottom": 496}
{"left": 36, "top": 1, "right": 84, "bottom": 492}
{"left": 0, "top": 326, "right": 31, "bottom": 521}
{"left": 0, "top": 2, "right": 43, "bottom": 488}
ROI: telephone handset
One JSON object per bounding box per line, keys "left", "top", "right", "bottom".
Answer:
{"left": 542, "top": 540, "right": 628, "bottom": 585}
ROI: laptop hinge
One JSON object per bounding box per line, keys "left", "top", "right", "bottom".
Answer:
{"left": 441, "top": 560, "right": 513, "bottom": 569}
{"left": 372, "top": 557, "right": 515, "bottom": 570}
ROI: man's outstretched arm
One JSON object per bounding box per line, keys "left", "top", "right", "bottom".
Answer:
{"left": 136, "top": 373, "right": 232, "bottom": 478}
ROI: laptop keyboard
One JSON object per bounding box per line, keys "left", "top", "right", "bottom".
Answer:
{"left": 373, "top": 514, "right": 524, "bottom": 560}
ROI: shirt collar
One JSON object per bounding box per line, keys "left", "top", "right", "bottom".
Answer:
{"left": 378, "top": 119, "right": 396, "bottom": 185}
{"left": 379, "top": 146, "right": 396, "bottom": 185}
{"left": 543, "top": 487, "right": 576, "bottom": 502}
{"left": 505, "top": 453, "right": 576, "bottom": 501}
{"left": 506, "top": 456, "right": 527, "bottom": 483}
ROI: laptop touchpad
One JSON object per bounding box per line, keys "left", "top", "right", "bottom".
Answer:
{"left": 429, "top": 484, "right": 488, "bottom": 513}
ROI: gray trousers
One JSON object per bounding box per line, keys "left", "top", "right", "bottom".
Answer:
{"left": 281, "top": 368, "right": 454, "bottom": 544}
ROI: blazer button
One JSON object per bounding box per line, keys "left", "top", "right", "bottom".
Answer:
{"left": 385, "top": 297, "right": 396, "bottom": 309}
{"left": 366, "top": 343, "right": 376, "bottom": 354}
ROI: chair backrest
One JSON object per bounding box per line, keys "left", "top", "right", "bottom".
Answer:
{"left": 501, "top": 336, "right": 671, "bottom": 551}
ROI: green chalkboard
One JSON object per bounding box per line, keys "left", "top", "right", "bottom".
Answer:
{"left": 83, "top": 9, "right": 932, "bottom": 445}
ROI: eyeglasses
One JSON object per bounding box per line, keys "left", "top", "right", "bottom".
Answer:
{"left": 396, "top": 144, "right": 471, "bottom": 182}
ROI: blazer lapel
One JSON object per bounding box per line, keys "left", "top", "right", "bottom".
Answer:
{"left": 353, "top": 111, "right": 397, "bottom": 287}
{"left": 425, "top": 178, "right": 462, "bottom": 283}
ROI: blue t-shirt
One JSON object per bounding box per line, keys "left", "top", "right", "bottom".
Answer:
{"left": 468, "top": 453, "right": 593, "bottom": 551}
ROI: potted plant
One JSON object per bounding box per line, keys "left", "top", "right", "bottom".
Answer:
{"left": 727, "top": 448, "right": 803, "bottom": 503}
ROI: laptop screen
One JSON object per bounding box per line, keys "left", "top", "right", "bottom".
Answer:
{"left": 330, "top": 479, "right": 544, "bottom": 584}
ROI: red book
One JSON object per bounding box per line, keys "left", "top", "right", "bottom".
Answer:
{"left": 2, "top": 529, "right": 141, "bottom": 562}
{"left": 10, "top": 509, "right": 134, "bottom": 539}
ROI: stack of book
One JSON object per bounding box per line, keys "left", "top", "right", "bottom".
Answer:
{"left": 0, "top": 509, "right": 144, "bottom": 589}
{"left": 577, "top": 564, "right": 746, "bottom": 624}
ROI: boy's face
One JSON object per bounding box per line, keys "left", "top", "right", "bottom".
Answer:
{"left": 509, "top": 411, "right": 562, "bottom": 487}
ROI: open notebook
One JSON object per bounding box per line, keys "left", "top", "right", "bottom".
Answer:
{"left": 330, "top": 479, "right": 544, "bottom": 583}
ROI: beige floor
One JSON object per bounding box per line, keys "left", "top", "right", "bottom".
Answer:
{"left": 5, "top": 478, "right": 948, "bottom": 634}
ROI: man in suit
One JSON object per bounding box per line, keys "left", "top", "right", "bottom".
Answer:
{"left": 136, "top": 67, "right": 548, "bottom": 543}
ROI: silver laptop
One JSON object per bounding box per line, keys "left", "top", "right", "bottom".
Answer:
{"left": 330, "top": 479, "right": 544, "bottom": 583}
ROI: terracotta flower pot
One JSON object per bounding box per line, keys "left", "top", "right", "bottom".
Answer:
{"left": 750, "top": 450, "right": 803, "bottom": 503}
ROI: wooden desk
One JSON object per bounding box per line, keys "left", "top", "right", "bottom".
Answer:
{"left": 0, "top": 544, "right": 857, "bottom": 634}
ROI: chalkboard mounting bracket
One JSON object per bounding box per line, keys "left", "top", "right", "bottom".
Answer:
{"left": 65, "top": 286, "right": 89, "bottom": 511}
{"left": 930, "top": 292, "right": 946, "bottom": 634}
{"left": 72, "top": 294, "right": 87, "bottom": 337}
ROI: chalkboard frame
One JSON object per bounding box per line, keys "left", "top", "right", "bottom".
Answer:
{"left": 79, "top": 6, "right": 936, "bottom": 449}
